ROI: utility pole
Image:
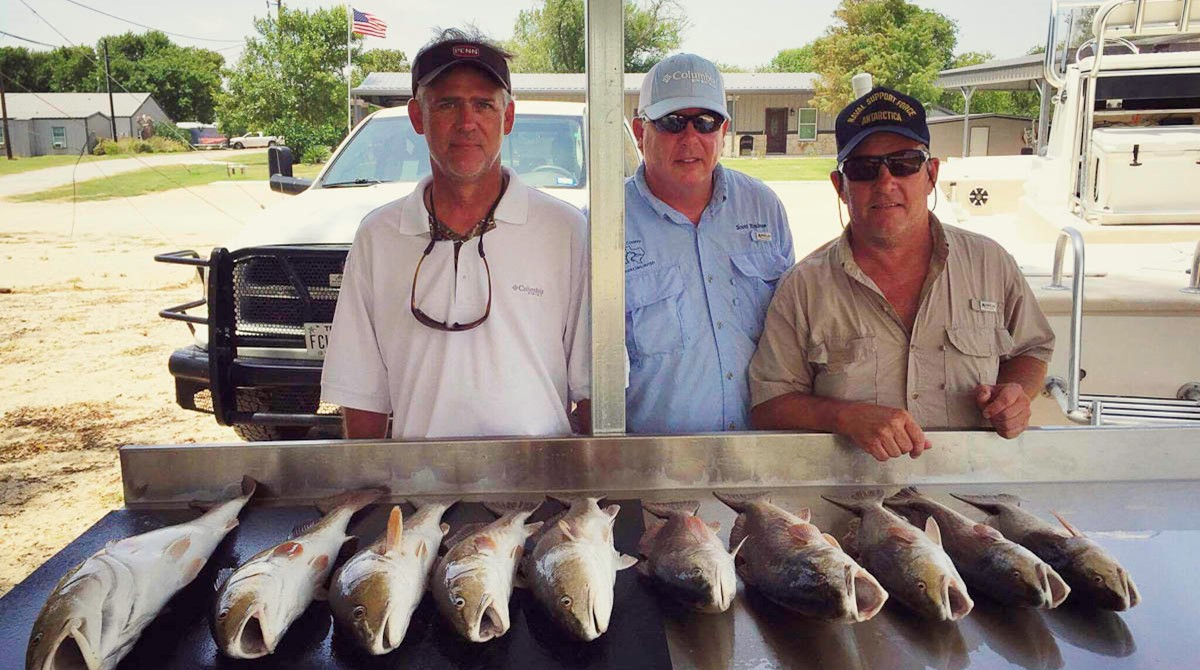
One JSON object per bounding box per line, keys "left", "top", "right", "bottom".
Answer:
{"left": 1, "top": 77, "right": 13, "bottom": 160}
{"left": 103, "top": 40, "right": 117, "bottom": 139}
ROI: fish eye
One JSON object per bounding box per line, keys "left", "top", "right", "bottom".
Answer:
{"left": 688, "top": 567, "right": 704, "bottom": 578}
{"left": 916, "top": 581, "right": 927, "bottom": 591}
{"left": 1012, "top": 570, "right": 1022, "bottom": 579}
{"left": 454, "top": 596, "right": 466, "bottom": 609}
{"left": 560, "top": 596, "right": 573, "bottom": 608}
{"left": 1093, "top": 574, "right": 1105, "bottom": 585}
{"left": 217, "top": 609, "right": 229, "bottom": 621}
{"left": 353, "top": 605, "right": 367, "bottom": 620}
{"left": 31, "top": 633, "right": 42, "bottom": 644}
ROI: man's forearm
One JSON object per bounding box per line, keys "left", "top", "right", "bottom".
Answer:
{"left": 750, "top": 392, "right": 859, "bottom": 433}
{"left": 997, "top": 355, "right": 1048, "bottom": 399}
{"left": 342, "top": 407, "right": 389, "bottom": 439}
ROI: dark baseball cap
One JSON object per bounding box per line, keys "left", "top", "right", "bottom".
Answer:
{"left": 835, "top": 86, "right": 930, "bottom": 163}
{"left": 412, "top": 40, "right": 512, "bottom": 97}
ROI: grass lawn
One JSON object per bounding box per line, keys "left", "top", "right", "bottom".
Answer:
{"left": 720, "top": 157, "right": 836, "bottom": 181}
{"left": 8, "top": 161, "right": 324, "bottom": 203}
{"left": 0, "top": 153, "right": 127, "bottom": 177}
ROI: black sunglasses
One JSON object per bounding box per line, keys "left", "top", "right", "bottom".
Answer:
{"left": 839, "top": 149, "right": 931, "bottom": 182}
{"left": 646, "top": 111, "right": 723, "bottom": 134}
{"left": 410, "top": 233, "right": 493, "bottom": 332}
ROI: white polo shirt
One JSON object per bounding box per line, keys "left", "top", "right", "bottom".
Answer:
{"left": 320, "top": 168, "right": 590, "bottom": 439}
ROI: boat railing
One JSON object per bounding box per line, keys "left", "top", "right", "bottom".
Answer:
{"left": 1044, "top": 227, "right": 1092, "bottom": 424}
{"left": 1185, "top": 240, "right": 1200, "bottom": 294}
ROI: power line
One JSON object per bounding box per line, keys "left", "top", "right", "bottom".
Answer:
{"left": 0, "top": 29, "right": 59, "bottom": 48}
{"left": 55, "top": 0, "right": 243, "bottom": 44}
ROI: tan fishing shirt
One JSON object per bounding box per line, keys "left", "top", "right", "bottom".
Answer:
{"left": 749, "top": 215, "right": 1054, "bottom": 429}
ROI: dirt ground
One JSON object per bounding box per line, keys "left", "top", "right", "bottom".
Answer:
{"left": 0, "top": 179, "right": 288, "bottom": 596}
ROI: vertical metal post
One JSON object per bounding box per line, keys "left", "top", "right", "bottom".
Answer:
{"left": 346, "top": 4, "right": 353, "bottom": 133}
{"left": 103, "top": 40, "right": 117, "bottom": 139}
{"left": 585, "top": 0, "right": 626, "bottom": 434}
{"left": 0, "top": 78, "right": 12, "bottom": 160}
{"left": 960, "top": 86, "right": 974, "bottom": 158}
{"left": 1036, "top": 79, "right": 1051, "bottom": 156}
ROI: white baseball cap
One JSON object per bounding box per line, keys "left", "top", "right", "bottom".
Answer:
{"left": 638, "top": 53, "right": 729, "bottom": 121}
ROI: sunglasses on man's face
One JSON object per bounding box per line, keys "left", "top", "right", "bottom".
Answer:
{"left": 646, "top": 111, "right": 724, "bottom": 135}
{"left": 838, "top": 149, "right": 931, "bottom": 182}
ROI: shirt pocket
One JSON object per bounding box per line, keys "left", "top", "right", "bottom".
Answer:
{"left": 730, "top": 250, "right": 790, "bottom": 341}
{"left": 810, "top": 336, "right": 878, "bottom": 404}
{"left": 944, "top": 326, "right": 1015, "bottom": 391}
{"left": 626, "top": 264, "right": 686, "bottom": 358}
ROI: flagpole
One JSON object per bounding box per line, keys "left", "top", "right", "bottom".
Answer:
{"left": 346, "top": 4, "right": 353, "bottom": 133}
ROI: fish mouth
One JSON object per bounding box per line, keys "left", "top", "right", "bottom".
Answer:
{"left": 849, "top": 566, "right": 888, "bottom": 622}
{"left": 1039, "top": 564, "right": 1071, "bottom": 609}
{"left": 232, "top": 608, "right": 274, "bottom": 659}
{"left": 943, "top": 575, "right": 974, "bottom": 621}
{"left": 472, "top": 596, "right": 507, "bottom": 642}
{"left": 40, "top": 624, "right": 92, "bottom": 670}
{"left": 1114, "top": 569, "right": 1141, "bottom": 611}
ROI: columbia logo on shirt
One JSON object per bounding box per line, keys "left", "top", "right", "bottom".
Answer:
{"left": 512, "top": 284, "right": 544, "bottom": 297}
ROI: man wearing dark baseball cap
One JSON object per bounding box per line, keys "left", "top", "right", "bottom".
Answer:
{"left": 623, "top": 52, "right": 795, "bottom": 434}
{"left": 322, "top": 29, "right": 592, "bottom": 439}
{"left": 749, "top": 86, "right": 1054, "bottom": 460}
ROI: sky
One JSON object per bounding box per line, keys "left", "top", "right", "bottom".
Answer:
{"left": 2, "top": 0, "right": 1054, "bottom": 68}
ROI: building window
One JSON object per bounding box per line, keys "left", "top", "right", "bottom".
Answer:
{"left": 726, "top": 98, "right": 735, "bottom": 131}
{"left": 0, "top": 125, "right": 5, "bottom": 146}
{"left": 52, "top": 126, "right": 67, "bottom": 149}
{"left": 797, "top": 108, "right": 817, "bottom": 141}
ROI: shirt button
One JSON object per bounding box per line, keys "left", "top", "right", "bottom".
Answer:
{"left": 939, "top": 345, "right": 946, "bottom": 352}
{"left": 726, "top": 372, "right": 734, "bottom": 380}
{"left": 733, "top": 298, "right": 740, "bottom": 306}
{"left": 909, "top": 344, "right": 916, "bottom": 352}
{"left": 717, "top": 321, "right": 723, "bottom": 329}
{"left": 729, "top": 278, "right": 736, "bottom": 285}
{"left": 911, "top": 392, "right": 920, "bottom": 400}
{"left": 707, "top": 274, "right": 713, "bottom": 283}
{"left": 939, "top": 383, "right": 946, "bottom": 390}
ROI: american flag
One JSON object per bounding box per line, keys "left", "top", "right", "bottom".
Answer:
{"left": 352, "top": 9, "right": 387, "bottom": 38}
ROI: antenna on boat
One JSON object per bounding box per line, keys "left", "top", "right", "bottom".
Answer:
{"left": 851, "top": 73, "right": 873, "bottom": 98}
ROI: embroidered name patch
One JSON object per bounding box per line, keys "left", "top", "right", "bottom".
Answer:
{"left": 970, "top": 298, "right": 999, "bottom": 313}
{"left": 753, "top": 231, "right": 773, "bottom": 242}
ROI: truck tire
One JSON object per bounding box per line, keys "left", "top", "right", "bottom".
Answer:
{"left": 232, "top": 388, "right": 314, "bottom": 441}
{"left": 233, "top": 142, "right": 244, "bottom": 149}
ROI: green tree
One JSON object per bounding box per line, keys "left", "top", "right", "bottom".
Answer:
{"left": 768, "top": 44, "right": 817, "bottom": 73}
{"left": 218, "top": 6, "right": 354, "bottom": 154}
{"left": 0, "top": 47, "right": 52, "bottom": 92}
{"left": 938, "top": 51, "right": 1042, "bottom": 119}
{"left": 45, "top": 46, "right": 101, "bottom": 92}
{"left": 101, "top": 31, "right": 224, "bottom": 122}
{"left": 810, "top": 0, "right": 957, "bottom": 113}
{"left": 508, "top": 0, "right": 687, "bottom": 73}
{"left": 353, "top": 48, "right": 409, "bottom": 86}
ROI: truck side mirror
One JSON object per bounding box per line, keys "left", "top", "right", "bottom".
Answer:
{"left": 268, "top": 146, "right": 295, "bottom": 178}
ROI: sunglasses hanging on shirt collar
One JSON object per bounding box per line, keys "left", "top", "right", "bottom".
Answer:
{"left": 838, "top": 149, "right": 930, "bottom": 182}
{"left": 644, "top": 111, "right": 724, "bottom": 135}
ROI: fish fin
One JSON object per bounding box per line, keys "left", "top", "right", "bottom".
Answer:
{"left": 822, "top": 489, "right": 886, "bottom": 514}
{"left": 273, "top": 541, "right": 305, "bottom": 559}
{"left": 617, "top": 553, "right": 638, "bottom": 571}
{"left": 416, "top": 539, "right": 428, "bottom": 559}
{"left": 545, "top": 493, "right": 576, "bottom": 507}
{"left": 638, "top": 520, "right": 666, "bottom": 555}
{"left": 473, "top": 535, "right": 498, "bottom": 553}
{"left": 788, "top": 523, "right": 824, "bottom": 544}
{"left": 684, "top": 516, "right": 713, "bottom": 543}
{"left": 642, "top": 500, "right": 700, "bottom": 519}
{"left": 291, "top": 517, "right": 320, "bottom": 538}
{"left": 443, "top": 522, "right": 488, "bottom": 550}
{"left": 949, "top": 492, "right": 1022, "bottom": 514}
{"left": 729, "top": 513, "right": 748, "bottom": 551}
{"left": 241, "top": 475, "right": 258, "bottom": 498}
{"left": 924, "top": 517, "right": 943, "bottom": 546}
{"left": 730, "top": 535, "right": 748, "bottom": 558}
{"left": 707, "top": 521, "right": 721, "bottom": 534}
{"left": 972, "top": 523, "right": 1004, "bottom": 542}
{"left": 557, "top": 519, "right": 577, "bottom": 541}
{"left": 379, "top": 506, "right": 403, "bottom": 555}
{"left": 184, "top": 557, "right": 205, "bottom": 582}
{"left": 316, "top": 487, "right": 386, "bottom": 515}
{"left": 822, "top": 533, "right": 842, "bottom": 551}
{"left": 796, "top": 507, "right": 812, "bottom": 523}
{"left": 440, "top": 522, "right": 451, "bottom": 535}
{"left": 166, "top": 536, "right": 192, "bottom": 560}
{"left": 310, "top": 553, "right": 330, "bottom": 572}
{"left": 483, "top": 500, "right": 541, "bottom": 517}
{"left": 603, "top": 504, "right": 621, "bottom": 523}
{"left": 408, "top": 496, "right": 460, "bottom": 511}
{"left": 712, "top": 490, "right": 771, "bottom": 513}
{"left": 522, "top": 521, "right": 544, "bottom": 539}
{"left": 214, "top": 567, "right": 235, "bottom": 592}
{"left": 223, "top": 518, "right": 240, "bottom": 533}
{"left": 1051, "top": 511, "right": 1084, "bottom": 537}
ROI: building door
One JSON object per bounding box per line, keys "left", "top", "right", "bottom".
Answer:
{"left": 765, "top": 108, "right": 788, "bottom": 154}
{"left": 969, "top": 126, "right": 990, "bottom": 157}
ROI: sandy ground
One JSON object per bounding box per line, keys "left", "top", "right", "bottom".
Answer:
{"left": 0, "top": 167, "right": 844, "bottom": 598}
{"left": 0, "top": 178, "right": 288, "bottom": 596}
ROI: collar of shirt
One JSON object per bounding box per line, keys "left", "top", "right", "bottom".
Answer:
{"left": 632, "top": 162, "right": 729, "bottom": 226}
{"left": 397, "top": 166, "right": 530, "bottom": 236}
{"left": 834, "top": 211, "right": 951, "bottom": 292}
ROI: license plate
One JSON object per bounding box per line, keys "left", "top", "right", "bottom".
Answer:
{"left": 304, "top": 323, "right": 332, "bottom": 357}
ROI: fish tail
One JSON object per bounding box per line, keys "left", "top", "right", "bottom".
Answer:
{"left": 408, "top": 496, "right": 460, "bottom": 511}
{"left": 642, "top": 500, "right": 700, "bottom": 519}
{"left": 949, "top": 492, "right": 1021, "bottom": 514}
{"left": 482, "top": 500, "right": 541, "bottom": 518}
{"left": 712, "top": 490, "right": 771, "bottom": 512}
{"left": 544, "top": 494, "right": 605, "bottom": 509}
{"left": 883, "top": 487, "right": 931, "bottom": 510}
{"left": 317, "top": 487, "right": 387, "bottom": 515}
{"left": 240, "top": 475, "right": 258, "bottom": 498}
{"left": 821, "top": 489, "right": 886, "bottom": 514}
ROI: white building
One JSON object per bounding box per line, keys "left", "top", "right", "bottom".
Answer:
{"left": 1, "top": 92, "right": 171, "bottom": 157}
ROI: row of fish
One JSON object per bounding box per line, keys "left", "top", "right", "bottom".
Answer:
{"left": 637, "top": 487, "right": 1139, "bottom": 625}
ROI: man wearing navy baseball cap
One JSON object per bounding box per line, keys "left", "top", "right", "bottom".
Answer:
{"left": 624, "top": 53, "right": 795, "bottom": 434}
{"left": 749, "top": 86, "right": 1055, "bottom": 460}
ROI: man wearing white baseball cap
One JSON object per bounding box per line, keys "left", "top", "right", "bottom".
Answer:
{"left": 624, "top": 53, "right": 794, "bottom": 434}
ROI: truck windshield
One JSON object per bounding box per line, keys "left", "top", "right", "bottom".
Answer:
{"left": 320, "top": 114, "right": 586, "bottom": 189}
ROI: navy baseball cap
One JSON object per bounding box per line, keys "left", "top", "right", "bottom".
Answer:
{"left": 412, "top": 41, "right": 512, "bottom": 97}
{"left": 835, "top": 86, "right": 930, "bottom": 163}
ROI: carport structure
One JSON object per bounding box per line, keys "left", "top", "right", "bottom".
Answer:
{"left": 935, "top": 53, "right": 1053, "bottom": 158}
